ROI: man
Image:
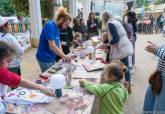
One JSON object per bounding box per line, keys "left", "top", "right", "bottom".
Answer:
{"left": 36, "top": 9, "right": 72, "bottom": 72}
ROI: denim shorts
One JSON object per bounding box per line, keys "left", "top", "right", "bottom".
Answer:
{"left": 37, "top": 59, "right": 55, "bottom": 73}
{"left": 143, "top": 73, "right": 165, "bottom": 114}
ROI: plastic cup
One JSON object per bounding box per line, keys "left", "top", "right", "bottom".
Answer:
{"left": 55, "top": 89, "right": 62, "bottom": 98}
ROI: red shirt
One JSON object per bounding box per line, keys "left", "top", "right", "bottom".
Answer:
{"left": 0, "top": 67, "right": 21, "bottom": 87}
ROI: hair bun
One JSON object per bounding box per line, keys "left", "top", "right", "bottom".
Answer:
{"left": 57, "top": 7, "right": 67, "bottom": 15}
{"left": 122, "top": 66, "right": 128, "bottom": 73}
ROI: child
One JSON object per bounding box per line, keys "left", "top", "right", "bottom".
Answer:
{"left": 101, "top": 32, "right": 109, "bottom": 44}
{"left": 73, "top": 32, "right": 83, "bottom": 48}
{"left": 79, "top": 61, "right": 128, "bottom": 114}
{"left": 0, "top": 41, "right": 54, "bottom": 113}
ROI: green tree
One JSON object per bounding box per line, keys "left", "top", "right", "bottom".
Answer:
{"left": 12, "top": 0, "right": 54, "bottom": 18}
{"left": 0, "top": 0, "right": 15, "bottom": 16}
{"left": 155, "top": 0, "right": 165, "bottom": 5}
{"left": 12, "top": 0, "right": 29, "bottom": 16}
{"left": 41, "top": 0, "right": 54, "bottom": 18}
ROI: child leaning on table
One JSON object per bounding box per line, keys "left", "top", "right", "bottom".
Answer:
{"left": 0, "top": 41, "right": 54, "bottom": 114}
{"left": 73, "top": 32, "right": 83, "bottom": 48}
{"left": 79, "top": 61, "right": 128, "bottom": 114}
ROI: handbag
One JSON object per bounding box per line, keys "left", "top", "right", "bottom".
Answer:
{"left": 149, "top": 69, "right": 162, "bottom": 95}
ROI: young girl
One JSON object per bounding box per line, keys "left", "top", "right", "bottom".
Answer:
{"left": 79, "top": 61, "right": 128, "bottom": 114}
{"left": 73, "top": 32, "right": 82, "bottom": 48}
{"left": 0, "top": 41, "right": 54, "bottom": 113}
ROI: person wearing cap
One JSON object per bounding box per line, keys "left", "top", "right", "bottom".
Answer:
{"left": 0, "top": 16, "right": 24, "bottom": 76}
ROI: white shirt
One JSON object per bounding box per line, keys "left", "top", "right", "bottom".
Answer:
{"left": 0, "top": 33, "right": 24, "bottom": 68}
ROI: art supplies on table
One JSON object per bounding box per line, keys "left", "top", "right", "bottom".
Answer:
{"left": 82, "top": 60, "right": 105, "bottom": 72}
{"left": 90, "top": 36, "right": 101, "bottom": 43}
{"left": 59, "top": 94, "right": 90, "bottom": 114}
{"left": 4, "top": 87, "right": 53, "bottom": 105}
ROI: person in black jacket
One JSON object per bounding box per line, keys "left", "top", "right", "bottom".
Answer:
{"left": 73, "top": 18, "right": 80, "bottom": 33}
{"left": 56, "top": 17, "right": 73, "bottom": 62}
{"left": 87, "top": 12, "right": 99, "bottom": 38}
{"left": 60, "top": 17, "right": 73, "bottom": 55}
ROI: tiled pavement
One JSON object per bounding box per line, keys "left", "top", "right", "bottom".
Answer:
{"left": 21, "top": 34, "right": 165, "bottom": 114}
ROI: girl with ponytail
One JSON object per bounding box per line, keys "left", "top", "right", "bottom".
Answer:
{"left": 79, "top": 61, "right": 128, "bottom": 114}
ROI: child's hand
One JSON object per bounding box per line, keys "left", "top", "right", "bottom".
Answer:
{"left": 41, "top": 87, "right": 55, "bottom": 97}
{"left": 79, "top": 79, "right": 86, "bottom": 87}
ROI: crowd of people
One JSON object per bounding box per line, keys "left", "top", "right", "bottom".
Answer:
{"left": 137, "top": 14, "right": 165, "bottom": 34}
{"left": 0, "top": 4, "right": 165, "bottom": 114}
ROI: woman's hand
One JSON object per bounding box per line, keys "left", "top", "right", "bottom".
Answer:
{"left": 145, "top": 41, "right": 158, "bottom": 54}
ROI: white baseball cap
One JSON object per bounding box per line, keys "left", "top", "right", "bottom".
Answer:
{"left": 0, "top": 16, "right": 9, "bottom": 27}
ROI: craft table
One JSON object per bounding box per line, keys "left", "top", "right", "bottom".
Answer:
{"left": 6, "top": 40, "right": 106, "bottom": 114}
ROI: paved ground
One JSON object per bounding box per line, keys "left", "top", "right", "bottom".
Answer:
{"left": 20, "top": 34, "right": 165, "bottom": 114}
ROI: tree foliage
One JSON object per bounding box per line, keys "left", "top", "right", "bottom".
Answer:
{"left": 41, "top": 0, "right": 54, "bottom": 18}
{"left": 12, "top": 0, "right": 29, "bottom": 16}
{"left": 0, "top": 0, "right": 15, "bottom": 16}
{"left": 1, "top": 0, "right": 56, "bottom": 18}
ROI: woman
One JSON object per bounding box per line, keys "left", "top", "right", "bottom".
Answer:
{"left": 60, "top": 17, "right": 73, "bottom": 55}
{"left": 143, "top": 41, "right": 165, "bottom": 113}
{"left": 73, "top": 18, "right": 80, "bottom": 33}
{"left": 79, "top": 18, "right": 88, "bottom": 40}
{"left": 124, "top": 11, "right": 137, "bottom": 67}
{"left": 101, "top": 11, "right": 133, "bottom": 93}
{"left": 0, "top": 16, "right": 24, "bottom": 76}
{"left": 87, "top": 12, "right": 99, "bottom": 38}
{"left": 36, "top": 8, "right": 72, "bottom": 72}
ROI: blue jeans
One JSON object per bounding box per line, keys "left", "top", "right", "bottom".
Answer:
{"left": 37, "top": 59, "right": 55, "bottom": 73}
{"left": 121, "top": 56, "right": 131, "bottom": 81}
{"left": 143, "top": 73, "right": 165, "bottom": 114}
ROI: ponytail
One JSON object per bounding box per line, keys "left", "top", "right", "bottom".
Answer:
{"left": 56, "top": 7, "right": 71, "bottom": 21}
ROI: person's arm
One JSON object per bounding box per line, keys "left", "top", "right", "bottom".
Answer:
{"left": 45, "top": 23, "right": 70, "bottom": 59}
{"left": 48, "top": 40, "right": 67, "bottom": 58}
{"left": 80, "top": 80, "right": 104, "bottom": 97}
{"left": 145, "top": 41, "right": 165, "bottom": 60}
{"left": 123, "top": 22, "right": 132, "bottom": 40}
{"left": 11, "top": 35, "right": 24, "bottom": 55}
{"left": 0, "top": 69, "right": 54, "bottom": 96}
{"left": 155, "top": 46, "right": 165, "bottom": 60}
{"left": 108, "top": 23, "right": 120, "bottom": 44}
{"left": 2, "top": 33, "right": 24, "bottom": 55}
{"left": 19, "top": 79, "right": 54, "bottom": 96}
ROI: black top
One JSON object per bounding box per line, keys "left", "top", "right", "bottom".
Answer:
{"left": 60, "top": 26, "right": 73, "bottom": 54}
{"left": 87, "top": 19, "right": 99, "bottom": 33}
{"left": 60, "top": 27, "right": 73, "bottom": 45}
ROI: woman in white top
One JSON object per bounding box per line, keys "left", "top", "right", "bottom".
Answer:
{"left": 101, "top": 11, "right": 133, "bottom": 93}
{"left": 0, "top": 16, "right": 24, "bottom": 75}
